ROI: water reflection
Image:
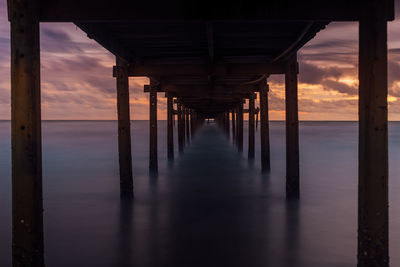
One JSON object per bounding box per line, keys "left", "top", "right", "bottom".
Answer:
{"left": 4, "top": 121, "right": 399, "bottom": 266}
{"left": 284, "top": 200, "right": 300, "bottom": 266}
{"left": 118, "top": 199, "right": 133, "bottom": 267}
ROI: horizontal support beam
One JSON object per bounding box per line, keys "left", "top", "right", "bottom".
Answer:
{"left": 144, "top": 84, "right": 259, "bottom": 93}
{"left": 114, "top": 62, "right": 286, "bottom": 77}
{"left": 28, "top": 0, "right": 394, "bottom": 22}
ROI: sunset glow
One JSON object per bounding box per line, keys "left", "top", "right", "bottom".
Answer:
{"left": 0, "top": 2, "right": 399, "bottom": 120}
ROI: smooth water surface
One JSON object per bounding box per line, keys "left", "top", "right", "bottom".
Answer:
{"left": 0, "top": 121, "right": 399, "bottom": 266}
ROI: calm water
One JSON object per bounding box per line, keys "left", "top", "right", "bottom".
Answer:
{"left": 0, "top": 121, "right": 399, "bottom": 266}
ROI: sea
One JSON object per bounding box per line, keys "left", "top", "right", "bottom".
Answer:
{"left": 0, "top": 120, "right": 399, "bottom": 267}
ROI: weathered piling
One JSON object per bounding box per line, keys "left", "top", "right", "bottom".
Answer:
{"left": 10, "top": 0, "right": 44, "bottom": 265}
{"left": 248, "top": 93, "right": 255, "bottom": 160}
{"left": 182, "top": 107, "right": 187, "bottom": 145}
{"left": 235, "top": 107, "right": 239, "bottom": 148}
{"left": 185, "top": 108, "right": 190, "bottom": 144}
{"left": 116, "top": 57, "right": 134, "bottom": 197}
{"left": 177, "top": 102, "right": 184, "bottom": 153}
{"left": 358, "top": 0, "right": 389, "bottom": 266}
{"left": 231, "top": 109, "right": 236, "bottom": 143}
{"left": 167, "top": 94, "right": 174, "bottom": 160}
{"left": 237, "top": 101, "right": 244, "bottom": 152}
{"left": 149, "top": 82, "right": 158, "bottom": 171}
{"left": 226, "top": 112, "right": 230, "bottom": 138}
{"left": 260, "top": 84, "right": 271, "bottom": 172}
{"left": 285, "top": 55, "right": 300, "bottom": 199}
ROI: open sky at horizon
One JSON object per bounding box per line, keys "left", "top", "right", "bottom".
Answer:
{"left": 0, "top": 1, "right": 400, "bottom": 120}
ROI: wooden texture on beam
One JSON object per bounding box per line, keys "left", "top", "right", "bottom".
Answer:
{"left": 10, "top": 0, "right": 44, "bottom": 265}
{"left": 167, "top": 94, "right": 174, "bottom": 160}
{"left": 248, "top": 92, "right": 255, "bottom": 160}
{"left": 121, "top": 62, "right": 286, "bottom": 77}
{"left": 149, "top": 82, "right": 158, "bottom": 171}
{"left": 260, "top": 84, "right": 271, "bottom": 172}
{"left": 34, "top": 0, "right": 394, "bottom": 22}
{"left": 116, "top": 57, "right": 134, "bottom": 197}
{"left": 144, "top": 84, "right": 259, "bottom": 93}
{"left": 358, "top": 0, "right": 389, "bottom": 265}
{"left": 285, "top": 55, "right": 299, "bottom": 199}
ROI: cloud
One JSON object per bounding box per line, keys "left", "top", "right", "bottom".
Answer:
{"left": 0, "top": 2, "right": 400, "bottom": 120}
{"left": 42, "top": 28, "right": 71, "bottom": 42}
{"left": 322, "top": 80, "right": 357, "bottom": 95}
{"left": 299, "top": 62, "right": 343, "bottom": 84}
{"left": 302, "top": 39, "right": 356, "bottom": 51}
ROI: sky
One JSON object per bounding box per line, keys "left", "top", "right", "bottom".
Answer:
{"left": 0, "top": 1, "right": 400, "bottom": 120}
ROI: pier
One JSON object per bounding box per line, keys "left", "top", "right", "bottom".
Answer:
{"left": 7, "top": 0, "right": 394, "bottom": 266}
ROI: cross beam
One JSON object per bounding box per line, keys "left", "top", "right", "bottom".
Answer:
{"left": 113, "top": 62, "right": 286, "bottom": 77}
{"left": 144, "top": 84, "right": 259, "bottom": 93}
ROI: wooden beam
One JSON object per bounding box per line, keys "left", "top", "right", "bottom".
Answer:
{"left": 167, "top": 94, "right": 174, "bottom": 160}
{"left": 149, "top": 81, "right": 158, "bottom": 171}
{"left": 116, "top": 57, "right": 134, "bottom": 197}
{"left": 248, "top": 92, "right": 255, "bottom": 160}
{"left": 144, "top": 84, "right": 259, "bottom": 93}
{"left": 260, "top": 84, "right": 271, "bottom": 172}
{"left": 285, "top": 55, "right": 299, "bottom": 199}
{"left": 358, "top": 0, "right": 389, "bottom": 265}
{"left": 34, "top": 0, "right": 394, "bottom": 22}
{"left": 118, "top": 62, "right": 286, "bottom": 77}
{"left": 10, "top": 0, "right": 44, "bottom": 265}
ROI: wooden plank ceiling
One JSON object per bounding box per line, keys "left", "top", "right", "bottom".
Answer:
{"left": 76, "top": 20, "right": 328, "bottom": 115}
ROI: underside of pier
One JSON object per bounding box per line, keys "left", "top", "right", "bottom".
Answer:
{"left": 7, "top": 0, "right": 394, "bottom": 266}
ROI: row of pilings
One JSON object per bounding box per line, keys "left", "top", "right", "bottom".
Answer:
{"left": 215, "top": 90, "right": 270, "bottom": 173}
{"left": 148, "top": 91, "right": 206, "bottom": 175}
{"left": 8, "top": 0, "right": 391, "bottom": 264}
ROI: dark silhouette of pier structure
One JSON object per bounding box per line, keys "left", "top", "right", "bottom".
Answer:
{"left": 7, "top": 0, "right": 394, "bottom": 266}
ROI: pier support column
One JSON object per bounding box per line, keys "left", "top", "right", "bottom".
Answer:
{"left": 235, "top": 107, "right": 239, "bottom": 148}
{"left": 116, "top": 58, "right": 134, "bottom": 197}
{"left": 185, "top": 108, "right": 190, "bottom": 145}
{"left": 358, "top": 1, "right": 389, "bottom": 266}
{"left": 167, "top": 94, "right": 174, "bottom": 160}
{"left": 260, "top": 83, "right": 271, "bottom": 172}
{"left": 285, "top": 55, "right": 299, "bottom": 199}
{"left": 248, "top": 93, "right": 255, "bottom": 160}
{"left": 182, "top": 107, "right": 186, "bottom": 145}
{"left": 11, "top": 0, "right": 44, "bottom": 265}
{"left": 232, "top": 109, "right": 236, "bottom": 144}
{"left": 177, "top": 102, "right": 184, "bottom": 153}
{"left": 237, "top": 101, "right": 244, "bottom": 152}
{"left": 149, "top": 83, "right": 158, "bottom": 171}
{"left": 226, "top": 112, "right": 230, "bottom": 138}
